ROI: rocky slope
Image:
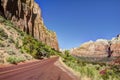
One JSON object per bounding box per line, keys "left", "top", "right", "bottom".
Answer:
{"left": 71, "top": 35, "right": 120, "bottom": 57}
{"left": 0, "top": 0, "right": 59, "bottom": 50}
{"left": 0, "top": 16, "right": 33, "bottom": 64}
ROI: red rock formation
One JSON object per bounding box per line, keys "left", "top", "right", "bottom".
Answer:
{"left": 0, "top": 0, "right": 59, "bottom": 50}
{"left": 111, "top": 35, "right": 120, "bottom": 57}
{"left": 71, "top": 39, "right": 109, "bottom": 57}
{"left": 71, "top": 36, "right": 120, "bottom": 57}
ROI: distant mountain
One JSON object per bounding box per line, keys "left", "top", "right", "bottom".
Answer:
{"left": 0, "top": 0, "right": 59, "bottom": 50}
{"left": 70, "top": 35, "right": 120, "bottom": 57}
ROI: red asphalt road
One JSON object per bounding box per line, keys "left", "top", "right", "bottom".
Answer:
{"left": 0, "top": 57, "right": 76, "bottom": 80}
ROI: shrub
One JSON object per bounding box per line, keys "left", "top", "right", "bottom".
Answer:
{"left": 24, "top": 54, "right": 33, "bottom": 60}
{"left": 22, "top": 35, "right": 58, "bottom": 59}
{"left": 0, "top": 28, "right": 8, "bottom": 39}
{"left": 0, "top": 37, "right": 3, "bottom": 41}
{"left": 15, "top": 40, "right": 19, "bottom": 49}
{"left": 7, "top": 56, "right": 25, "bottom": 64}
{"left": 4, "top": 20, "right": 13, "bottom": 27}
{"left": 0, "top": 16, "right": 5, "bottom": 23}
{"left": 7, "top": 50, "right": 16, "bottom": 55}
{"left": 8, "top": 37, "right": 14, "bottom": 43}
{"left": 0, "top": 42, "right": 5, "bottom": 47}
{"left": 20, "top": 48, "right": 24, "bottom": 54}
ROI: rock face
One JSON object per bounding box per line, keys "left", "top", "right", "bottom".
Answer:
{"left": 0, "top": 21, "right": 33, "bottom": 64}
{"left": 71, "top": 39, "right": 109, "bottom": 57}
{"left": 0, "top": 0, "right": 59, "bottom": 50}
{"left": 111, "top": 35, "right": 120, "bottom": 57}
{"left": 71, "top": 35, "right": 120, "bottom": 57}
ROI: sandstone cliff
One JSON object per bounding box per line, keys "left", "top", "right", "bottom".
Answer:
{"left": 71, "top": 35, "right": 120, "bottom": 57}
{"left": 0, "top": 0, "right": 59, "bottom": 50}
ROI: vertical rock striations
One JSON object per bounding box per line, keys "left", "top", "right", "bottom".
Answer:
{"left": 0, "top": 0, "right": 59, "bottom": 50}
{"left": 111, "top": 34, "right": 120, "bottom": 57}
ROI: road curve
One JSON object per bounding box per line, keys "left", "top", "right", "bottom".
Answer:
{"left": 0, "top": 57, "right": 76, "bottom": 80}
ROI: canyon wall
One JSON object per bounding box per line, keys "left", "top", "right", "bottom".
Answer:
{"left": 0, "top": 0, "right": 59, "bottom": 50}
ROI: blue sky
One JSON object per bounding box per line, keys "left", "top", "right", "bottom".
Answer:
{"left": 35, "top": 0, "right": 120, "bottom": 49}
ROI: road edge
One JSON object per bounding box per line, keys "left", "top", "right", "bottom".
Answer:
{"left": 54, "top": 57, "right": 80, "bottom": 80}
